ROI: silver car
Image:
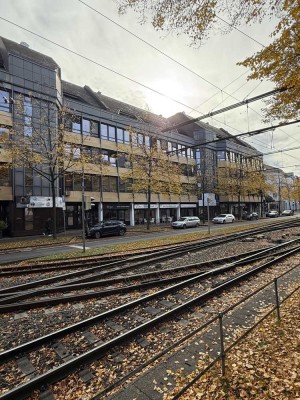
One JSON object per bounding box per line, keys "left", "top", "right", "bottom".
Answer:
{"left": 171, "top": 216, "right": 200, "bottom": 229}
{"left": 212, "top": 214, "right": 235, "bottom": 224}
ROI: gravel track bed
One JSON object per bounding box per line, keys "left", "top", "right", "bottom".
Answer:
{"left": 1, "top": 244, "right": 299, "bottom": 396}
{"left": 24, "top": 252, "right": 300, "bottom": 400}
{"left": 0, "top": 226, "right": 299, "bottom": 398}
{"left": 0, "top": 230, "right": 298, "bottom": 351}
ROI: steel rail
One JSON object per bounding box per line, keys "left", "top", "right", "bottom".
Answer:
{"left": 0, "top": 219, "right": 299, "bottom": 298}
{"left": 0, "top": 244, "right": 299, "bottom": 400}
{"left": 0, "top": 242, "right": 296, "bottom": 311}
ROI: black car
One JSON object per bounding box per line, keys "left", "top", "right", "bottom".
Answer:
{"left": 87, "top": 220, "right": 127, "bottom": 239}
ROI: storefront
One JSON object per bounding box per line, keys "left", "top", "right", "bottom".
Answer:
{"left": 180, "top": 203, "right": 197, "bottom": 217}
{"left": 103, "top": 204, "right": 131, "bottom": 224}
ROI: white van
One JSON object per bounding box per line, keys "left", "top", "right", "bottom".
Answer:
{"left": 171, "top": 216, "right": 200, "bottom": 229}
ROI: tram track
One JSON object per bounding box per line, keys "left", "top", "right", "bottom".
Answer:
{"left": 0, "top": 240, "right": 299, "bottom": 400}
{"left": 0, "top": 241, "right": 298, "bottom": 312}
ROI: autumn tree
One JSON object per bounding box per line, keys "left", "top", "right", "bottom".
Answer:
{"left": 0, "top": 93, "right": 92, "bottom": 238}
{"left": 291, "top": 177, "right": 300, "bottom": 207}
{"left": 280, "top": 175, "right": 296, "bottom": 209}
{"left": 119, "top": 129, "right": 183, "bottom": 230}
{"left": 118, "top": 0, "right": 300, "bottom": 121}
{"left": 250, "top": 168, "right": 275, "bottom": 216}
{"left": 217, "top": 161, "right": 270, "bottom": 219}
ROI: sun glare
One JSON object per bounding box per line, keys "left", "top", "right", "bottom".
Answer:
{"left": 145, "top": 79, "right": 188, "bottom": 118}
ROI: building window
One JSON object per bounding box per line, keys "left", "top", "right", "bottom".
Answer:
{"left": 117, "top": 128, "right": 124, "bottom": 143}
{"left": 100, "top": 149, "right": 117, "bottom": 166}
{"left": 74, "top": 174, "right": 82, "bottom": 191}
{"left": 101, "top": 123, "right": 108, "bottom": 140}
{"left": 138, "top": 133, "right": 144, "bottom": 145}
{"left": 124, "top": 130, "right": 130, "bottom": 143}
{"left": 84, "top": 175, "right": 92, "bottom": 191}
{"left": 24, "top": 96, "right": 32, "bottom": 137}
{"left": 72, "top": 117, "right": 99, "bottom": 137}
{"left": 187, "top": 147, "right": 193, "bottom": 158}
{"left": 92, "top": 175, "right": 100, "bottom": 191}
{"left": 0, "top": 89, "right": 10, "bottom": 112}
{"left": 0, "top": 164, "right": 10, "bottom": 186}
{"left": 82, "top": 119, "right": 90, "bottom": 136}
{"left": 108, "top": 126, "right": 116, "bottom": 142}
{"left": 217, "top": 151, "right": 225, "bottom": 161}
{"left": 65, "top": 173, "right": 73, "bottom": 191}
{"left": 102, "top": 175, "right": 117, "bottom": 192}
{"left": 145, "top": 135, "right": 150, "bottom": 147}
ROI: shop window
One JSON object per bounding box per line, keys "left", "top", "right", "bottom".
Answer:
{"left": 25, "top": 208, "right": 33, "bottom": 231}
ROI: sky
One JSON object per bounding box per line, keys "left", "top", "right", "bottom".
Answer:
{"left": 0, "top": 0, "right": 299, "bottom": 174}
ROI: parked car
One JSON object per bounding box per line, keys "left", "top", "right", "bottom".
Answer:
{"left": 171, "top": 216, "right": 200, "bottom": 229}
{"left": 86, "top": 220, "right": 127, "bottom": 238}
{"left": 244, "top": 212, "right": 259, "bottom": 220}
{"left": 212, "top": 214, "right": 235, "bottom": 224}
{"left": 281, "top": 209, "right": 294, "bottom": 216}
{"left": 266, "top": 210, "right": 279, "bottom": 218}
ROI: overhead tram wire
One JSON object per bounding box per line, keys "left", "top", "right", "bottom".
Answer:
{"left": 2, "top": 18, "right": 297, "bottom": 158}
{"left": 78, "top": 0, "right": 248, "bottom": 94}
{"left": 0, "top": 16, "right": 274, "bottom": 146}
{"left": 79, "top": 0, "right": 300, "bottom": 150}
{"left": 166, "top": 119, "right": 300, "bottom": 156}
{"left": 77, "top": 0, "right": 266, "bottom": 134}
{"left": 162, "top": 87, "right": 287, "bottom": 132}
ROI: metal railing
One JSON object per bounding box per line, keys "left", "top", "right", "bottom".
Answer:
{"left": 172, "top": 264, "right": 300, "bottom": 399}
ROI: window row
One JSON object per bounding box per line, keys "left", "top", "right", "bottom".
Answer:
{"left": 64, "top": 172, "right": 198, "bottom": 195}
{"left": 64, "top": 173, "right": 133, "bottom": 193}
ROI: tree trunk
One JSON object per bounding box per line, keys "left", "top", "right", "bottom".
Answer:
{"left": 147, "top": 187, "right": 151, "bottom": 230}
{"left": 51, "top": 175, "right": 57, "bottom": 239}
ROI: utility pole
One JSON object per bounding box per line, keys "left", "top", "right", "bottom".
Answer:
{"left": 81, "top": 165, "right": 86, "bottom": 253}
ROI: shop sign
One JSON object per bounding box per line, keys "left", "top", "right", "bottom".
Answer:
{"left": 180, "top": 204, "right": 197, "bottom": 208}
{"left": 17, "top": 196, "right": 66, "bottom": 209}
{"left": 160, "top": 204, "right": 179, "bottom": 208}
{"left": 134, "top": 204, "right": 158, "bottom": 209}
{"left": 107, "top": 205, "right": 130, "bottom": 209}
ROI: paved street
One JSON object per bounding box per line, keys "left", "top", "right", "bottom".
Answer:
{"left": 0, "top": 218, "right": 281, "bottom": 265}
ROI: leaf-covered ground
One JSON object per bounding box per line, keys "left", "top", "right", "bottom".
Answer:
{"left": 0, "top": 221, "right": 270, "bottom": 259}
{"left": 166, "top": 290, "right": 300, "bottom": 400}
